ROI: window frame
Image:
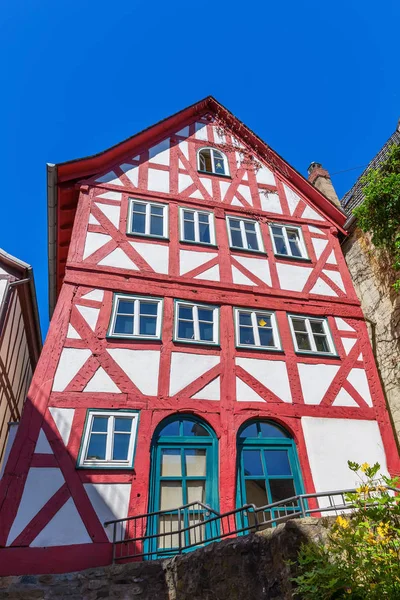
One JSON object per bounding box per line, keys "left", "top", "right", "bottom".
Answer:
{"left": 269, "top": 223, "right": 309, "bottom": 260}
{"left": 288, "top": 314, "right": 337, "bottom": 356}
{"left": 78, "top": 409, "right": 140, "bottom": 469}
{"left": 226, "top": 215, "right": 265, "bottom": 253}
{"left": 234, "top": 307, "right": 282, "bottom": 351}
{"left": 179, "top": 207, "right": 217, "bottom": 246}
{"left": 127, "top": 198, "right": 169, "bottom": 239}
{"left": 174, "top": 300, "right": 220, "bottom": 346}
{"left": 108, "top": 293, "right": 163, "bottom": 340}
{"left": 197, "top": 147, "right": 230, "bottom": 177}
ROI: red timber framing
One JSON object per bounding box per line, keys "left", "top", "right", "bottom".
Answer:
{"left": 0, "top": 97, "right": 398, "bottom": 576}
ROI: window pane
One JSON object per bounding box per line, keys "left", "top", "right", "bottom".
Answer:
{"left": 199, "top": 322, "right": 213, "bottom": 342}
{"left": 158, "top": 514, "right": 183, "bottom": 549}
{"left": 244, "top": 222, "right": 256, "bottom": 234}
{"left": 112, "top": 433, "right": 130, "bottom": 460}
{"left": 183, "top": 211, "right": 195, "bottom": 222}
{"left": 310, "top": 320, "right": 324, "bottom": 334}
{"left": 245, "top": 232, "right": 259, "bottom": 251}
{"left": 239, "top": 326, "right": 255, "bottom": 345}
{"left": 178, "top": 320, "right": 194, "bottom": 340}
{"left": 239, "top": 312, "right": 252, "bottom": 326}
{"left": 199, "top": 149, "right": 212, "bottom": 172}
{"left": 199, "top": 222, "right": 211, "bottom": 243}
{"left": 160, "top": 482, "right": 183, "bottom": 510}
{"left": 114, "top": 418, "right": 132, "bottom": 432}
{"left": 264, "top": 450, "right": 292, "bottom": 475}
{"left": 179, "top": 306, "right": 193, "bottom": 320}
{"left": 242, "top": 450, "right": 263, "bottom": 476}
{"left": 245, "top": 480, "right": 268, "bottom": 507}
{"left": 256, "top": 314, "right": 271, "bottom": 328}
{"left": 271, "top": 226, "right": 283, "bottom": 237}
{"left": 132, "top": 202, "right": 146, "bottom": 213}
{"left": 214, "top": 158, "right": 225, "bottom": 175}
{"left": 114, "top": 315, "right": 134, "bottom": 335}
{"left": 295, "top": 332, "right": 312, "bottom": 351}
{"left": 87, "top": 434, "right": 107, "bottom": 460}
{"left": 139, "top": 315, "right": 157, "bottom": 335}
{"left": 131, "top": 212, "right": 146, "bottom": 234}
{"left": 259, "top": 422, "right": 288, "bottom": 438}
{"left": 314, "top": 335, "right": 330, "bottom": 353}
{"left": 92, "top": 416, "right": 108, "bottom": 432}
{"left": 274, "top": 236, "right": 288, "bottom": 255}
{"left": 288, "top": 233, "right": 302, "bottom": 258}
{"left": 140, "top": 302, "right": 158, "bottom": 315}
{"left": 269, "top": 479, "right": 296, "bottom": 503}
{"left": 240, "top": 423, "right": 258, "bottom": 437}
{"left": 198, "top": 308, "right": 213, "bottom": 322}
{"left": 182, "top": 421, "right": 209, "bottom": 436}
{"left": 230, "top": 227, "right": 243, "bottom": 248}
{"left": 161, "top": 449, "right": 182, "bottom": 476}
{"left": 198, "top": 213, "right": 209, "bottom": 224}
{"left": 187, "top": 481, "right": 205, "bottom": 504}
{"left": 159, "top": 421, "right": 180, "bottom": 436}
{"left": 185, "top": 449, "right": 206, "bottom": 476}
{"left": 258, "top": 328, "right": 274, "bottom": 347}
{"left": 151, "top": 205, "right": 164, "bottom": 216}
{"left": 117, "top": 300, "right": 135, "bottom": 314}
{"left": 291, "top": 318, "right": 306, "bottom": 332}
{"left": 150, "top": 215, "right": 164, "bottom": 236}
{"left": 184, "top": 220, "right": 195, "bottom": 241}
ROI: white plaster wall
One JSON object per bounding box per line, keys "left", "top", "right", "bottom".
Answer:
{"left": 120, "top": 163, "right": 139, "bottom": 187}
{"left": 233, "top": 256, "right": 271, "bottom": 286}
{"left": 94, "top": 203, "right": 121, "bottom": 229}
{"left": 170, "top": 353, "right": 219, "bottom": 396}
{"left": 283, "top": 184, "right": 301, "bottom": 215}
{"left": 298, "top": 363, "right": 340, "bottom": 405}
{"left": 76, "top": 305, "right": 100, "bottom": 331}
{"left": 236, "top": 358, "right": 292, "bottom": 403}
{"left": 52, "top": 348, "right": 91, "bottom": 392}
{"left": 0, "top": 422, "right": 18, "bottom": 478}
{"left": 260, "top": 192, "right": 282, "bottom": 214}
{"left": 30, "top": 498, "right": 92, "bottom": 547}
{"left": 48, "top": 407, "right": 75, "bottom": 446}
{"left": 84, "top": 483, "right": 131, "bottom": 541}
{"left": 130, "top": 241, "right": 169, "bottom": 274}
{"left": 83, "top": 232, "right": 112, "bottom": 260}
{"left": 302, "top": 205, "right": 324, "bottom": 221}
{"left": 277, "top": 263, "right": 312, "bottom": 292}
{"left": 256, "top": 165, "right": 275, "bottom": 186}
{"left": 347, "top": 368, "right": 373, "bottom": 406}
{"left": 148, "top": 168, "right": 170, "bottom": 193}
{"left": 302, "top": 418, "right": 389, "bottom": 505}
{"left": 84, "top": 367, "right": 121, "bottom": 393}
{"left": 148, "top": 139, "right": 170, "bottom": 166}
{"left": 191, "top": 377, "right": 220, "bottom": 400}
{"left": 180, "top": 250, "right": 217, "bottom": 276}
{"left": 7, "top": 468, "right": 65, "bottom": 545}
{"left": 98, "top": 248, "right": 138, "bottom": 270}
{"left": 95, "top": 171, "right": 123, "bottom": 186}
{"left": 107, "top": 349, "right": 160, "bottom": 395}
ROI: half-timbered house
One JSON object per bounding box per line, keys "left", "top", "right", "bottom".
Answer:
{"left": 0, "top": 97, "right": 398, "bottom": 575}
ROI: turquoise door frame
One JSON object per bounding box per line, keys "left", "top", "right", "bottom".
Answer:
{"left": 236, "top": 420, "right": 305, "bottom": 531}
{"left": 146, "top": 415, "right": 218, "bottom": 558}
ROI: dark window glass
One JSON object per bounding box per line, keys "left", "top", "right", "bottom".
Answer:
{"left": 183, "top": 421, "right": 209, "bottom": 436}
{"left": 114, "top": 315, "right": 134, "bottom": 334}
{"left": 242, "top": 450, "right": 263, "bottom": 476}
{"left": 287, "top": 230, "right": 302, "bottom": 257}
{"left": 140, "top": 302, "right": 158, "bottom": 315}
{"left": 184, "top": 219, "right": 195, "bottom": 241}
{"left": 198, "top": 308, "right": 213, "bottom": 322}
{"left": 112, "top": 433, "right": 130, "bottom": 460}
{"left": 117, "top": 300, "right": 135, "bottom": 314}
{"left": 245, "top": 479, "right": 268, "bottom": 507}
{"left": 274, "top": 236, "right": 288, "bottom": 255}
{"left": 150, "top": 214, "right": 164, "bottom": 236}
{"left": 87, "top": 434, "right": 107, "bottom": 460}
{"left": 246, "top": 231, "right": 259, "bottom": 251}
{"left": 199, "top": 221, "right": 211, "bottom": 243}
{"left": 314, "top": 335, "right": 330, "bottom": 353}
{"left": 199, "top": 149, "right": 212, "bottom": 172}
{"left": 139, "top": 316, "right": 157, "bottom": 335}
{"left": 269, "top": 479, "right": 296, "bottom": 503}
{"left": 240, "top": 423, "right": 258, "bottom": 437}
{"left": 159, "top": 421, "right": 180, "bottom": 436}
{"left": 264, "top": 450, "right": 292, "bottom": 476}
{"left": 179, "top": 306, "right": 193, "bottom": 320}
{"left": 239, "top": 312, "right": 252, "bottom": 326}
{"left": 259, "top": 328, "right": 274, "bottom": 347}
{"left": 92, "top": 416, "right": 108, "bottom": 432}
{"left": 178, "top": 320, "right": 194, "bottom": 339}
{"left": 114, "top": 418, "right": 132, "bottom": 432}
{"left": 310, "top": 321, "right": 324, "bottom": 334}
{"left": 240, "top": 326, "right": 255, "bottom": 345}
{"left": 295, "top": 333, "right": 312, "bottom": 351}
{"left": 259, "top": 422, "right": 288, "bottom": 438}
{"left": 291, "top": 319, "right": 307, "bottom": 332}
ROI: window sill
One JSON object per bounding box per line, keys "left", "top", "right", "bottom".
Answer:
{"left": 230, "top": 247, "right": 267, "bottom": 256}
{"left": 236, "top": 345, "right": 284, "bottom": 354}
{"left": 126, "top": 232, "right": 169, "bottom": 242}
{"left": 197, "top": 170, "right": 231, "bottom": 180}
{"left": 107, "top": 334, "right": 162, "bottom": 342}
{"left": 294, "top": 351, "right": 339, "bottom": 359}
{"left": 180, "top": 240, "right": 218, "bottom": 249}
{"left": 274, "top": 254, "right": 311, "bottom": 263}
{"left": 173, "top": 339, "right": 220, "bottom": 348}
{"left": 77, "top": 464, "right": 135, "bottom": 470}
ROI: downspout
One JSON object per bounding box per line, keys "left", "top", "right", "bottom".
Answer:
{"left": 47, "top": 164, "right": 58, "bottom": 320}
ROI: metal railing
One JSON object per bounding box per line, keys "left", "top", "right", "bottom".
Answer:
{"left": 104, "top": 485, "right": 398, "bottom": 563}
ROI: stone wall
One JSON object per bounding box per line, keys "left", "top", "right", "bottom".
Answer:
{"left": 342, "top": 227, "right": 400, "bottom": 443}
{"left": 0, "top": 518, "right": 330, "bottom": 600}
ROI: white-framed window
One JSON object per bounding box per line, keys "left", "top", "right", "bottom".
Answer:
{"left": 234, "top": 308, "right": 281, "bottom": 350}
{"left": 197, "top": 147, "right": 229, "bottom": 176}
{"left": 270, "top": 224, "right": 308, "bottom": 259}
{"left": 79, "top": 410, "right": 139, "bottom": 468}
{"left": 179, "top": 207, "right": 216, "bottom": 245}
{"left": 127, "top": 199, "right": 168, "bottom": 238}
{"left": 108, "top": 294, "right": 163, "bottom": 339}
{"left": 288, "top": 315, "right": 336, "bottom": 355}
{"left": 226, "top": 216, "right": 263, "bottom": 252}
{"left": 174, "top": 300, "right": 219, "bottom": 345}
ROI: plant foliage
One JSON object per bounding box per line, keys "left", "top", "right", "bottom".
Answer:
{"left": 291, "top": 461, "right": 400, "bottom": 599}
{"left": 353, "top": 144, "right": 400, "bottom": 290}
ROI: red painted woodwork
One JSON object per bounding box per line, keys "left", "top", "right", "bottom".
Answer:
{"left": 0, "top": 98, "right": 398, "bottom": 576}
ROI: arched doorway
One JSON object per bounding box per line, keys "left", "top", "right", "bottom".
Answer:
{"left": 236, "top": 420, "right": 304, "bottom": 526}
{"left": 147, "top": 414, "right": 218, "bottom": 557}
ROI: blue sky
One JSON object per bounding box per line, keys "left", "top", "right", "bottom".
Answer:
{"left": 1, "top": 0, "right": 399, "bottom": 337}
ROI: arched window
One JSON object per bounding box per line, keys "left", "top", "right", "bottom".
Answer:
{"left": 236, "top": 420, "right": 304, "bottom": 526}
{"left": 147, "top": 415, "right": 218, "bottom": 556}
{"left": 197, "top": 147, "right": 229, "bottom": 176}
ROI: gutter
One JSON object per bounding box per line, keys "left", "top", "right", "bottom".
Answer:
{"left": 47, "top": 164, "right": 58, "bottom": 319}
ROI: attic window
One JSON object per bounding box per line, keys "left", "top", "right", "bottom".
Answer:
{"left": 197, "top": 148, "right": 229, "bottom": 176}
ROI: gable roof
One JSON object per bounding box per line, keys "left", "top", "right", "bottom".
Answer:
{"left": 341, "top": 123, "right": 400, "bottom": 216}
{"left": 47, "top": 96, "right": 347, "bottom": 316}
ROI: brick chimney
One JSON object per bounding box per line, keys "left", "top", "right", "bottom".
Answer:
{"left": 307, "top": 162, "right": 341, "bottom": 207}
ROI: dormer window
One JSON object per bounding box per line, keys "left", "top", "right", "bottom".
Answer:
{"left": 197, "top": 148, "right": 229, "bottom": 176}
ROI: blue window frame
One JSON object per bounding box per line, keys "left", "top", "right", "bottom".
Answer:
{"left": 147, "top": 415, "right": 218, "bottom": 558}
{"left": 236, "top": 420, "right": 304, "bottom": 529}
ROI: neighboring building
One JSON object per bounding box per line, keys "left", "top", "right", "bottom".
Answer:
{"left": 341, "top": 123, "right": 400, "bottom": 443}
{"left": 0, "top": 97, "right": 398, "bottom": 575}
{"left": 0, "top": 249, "right": 41, "bottom": 473}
